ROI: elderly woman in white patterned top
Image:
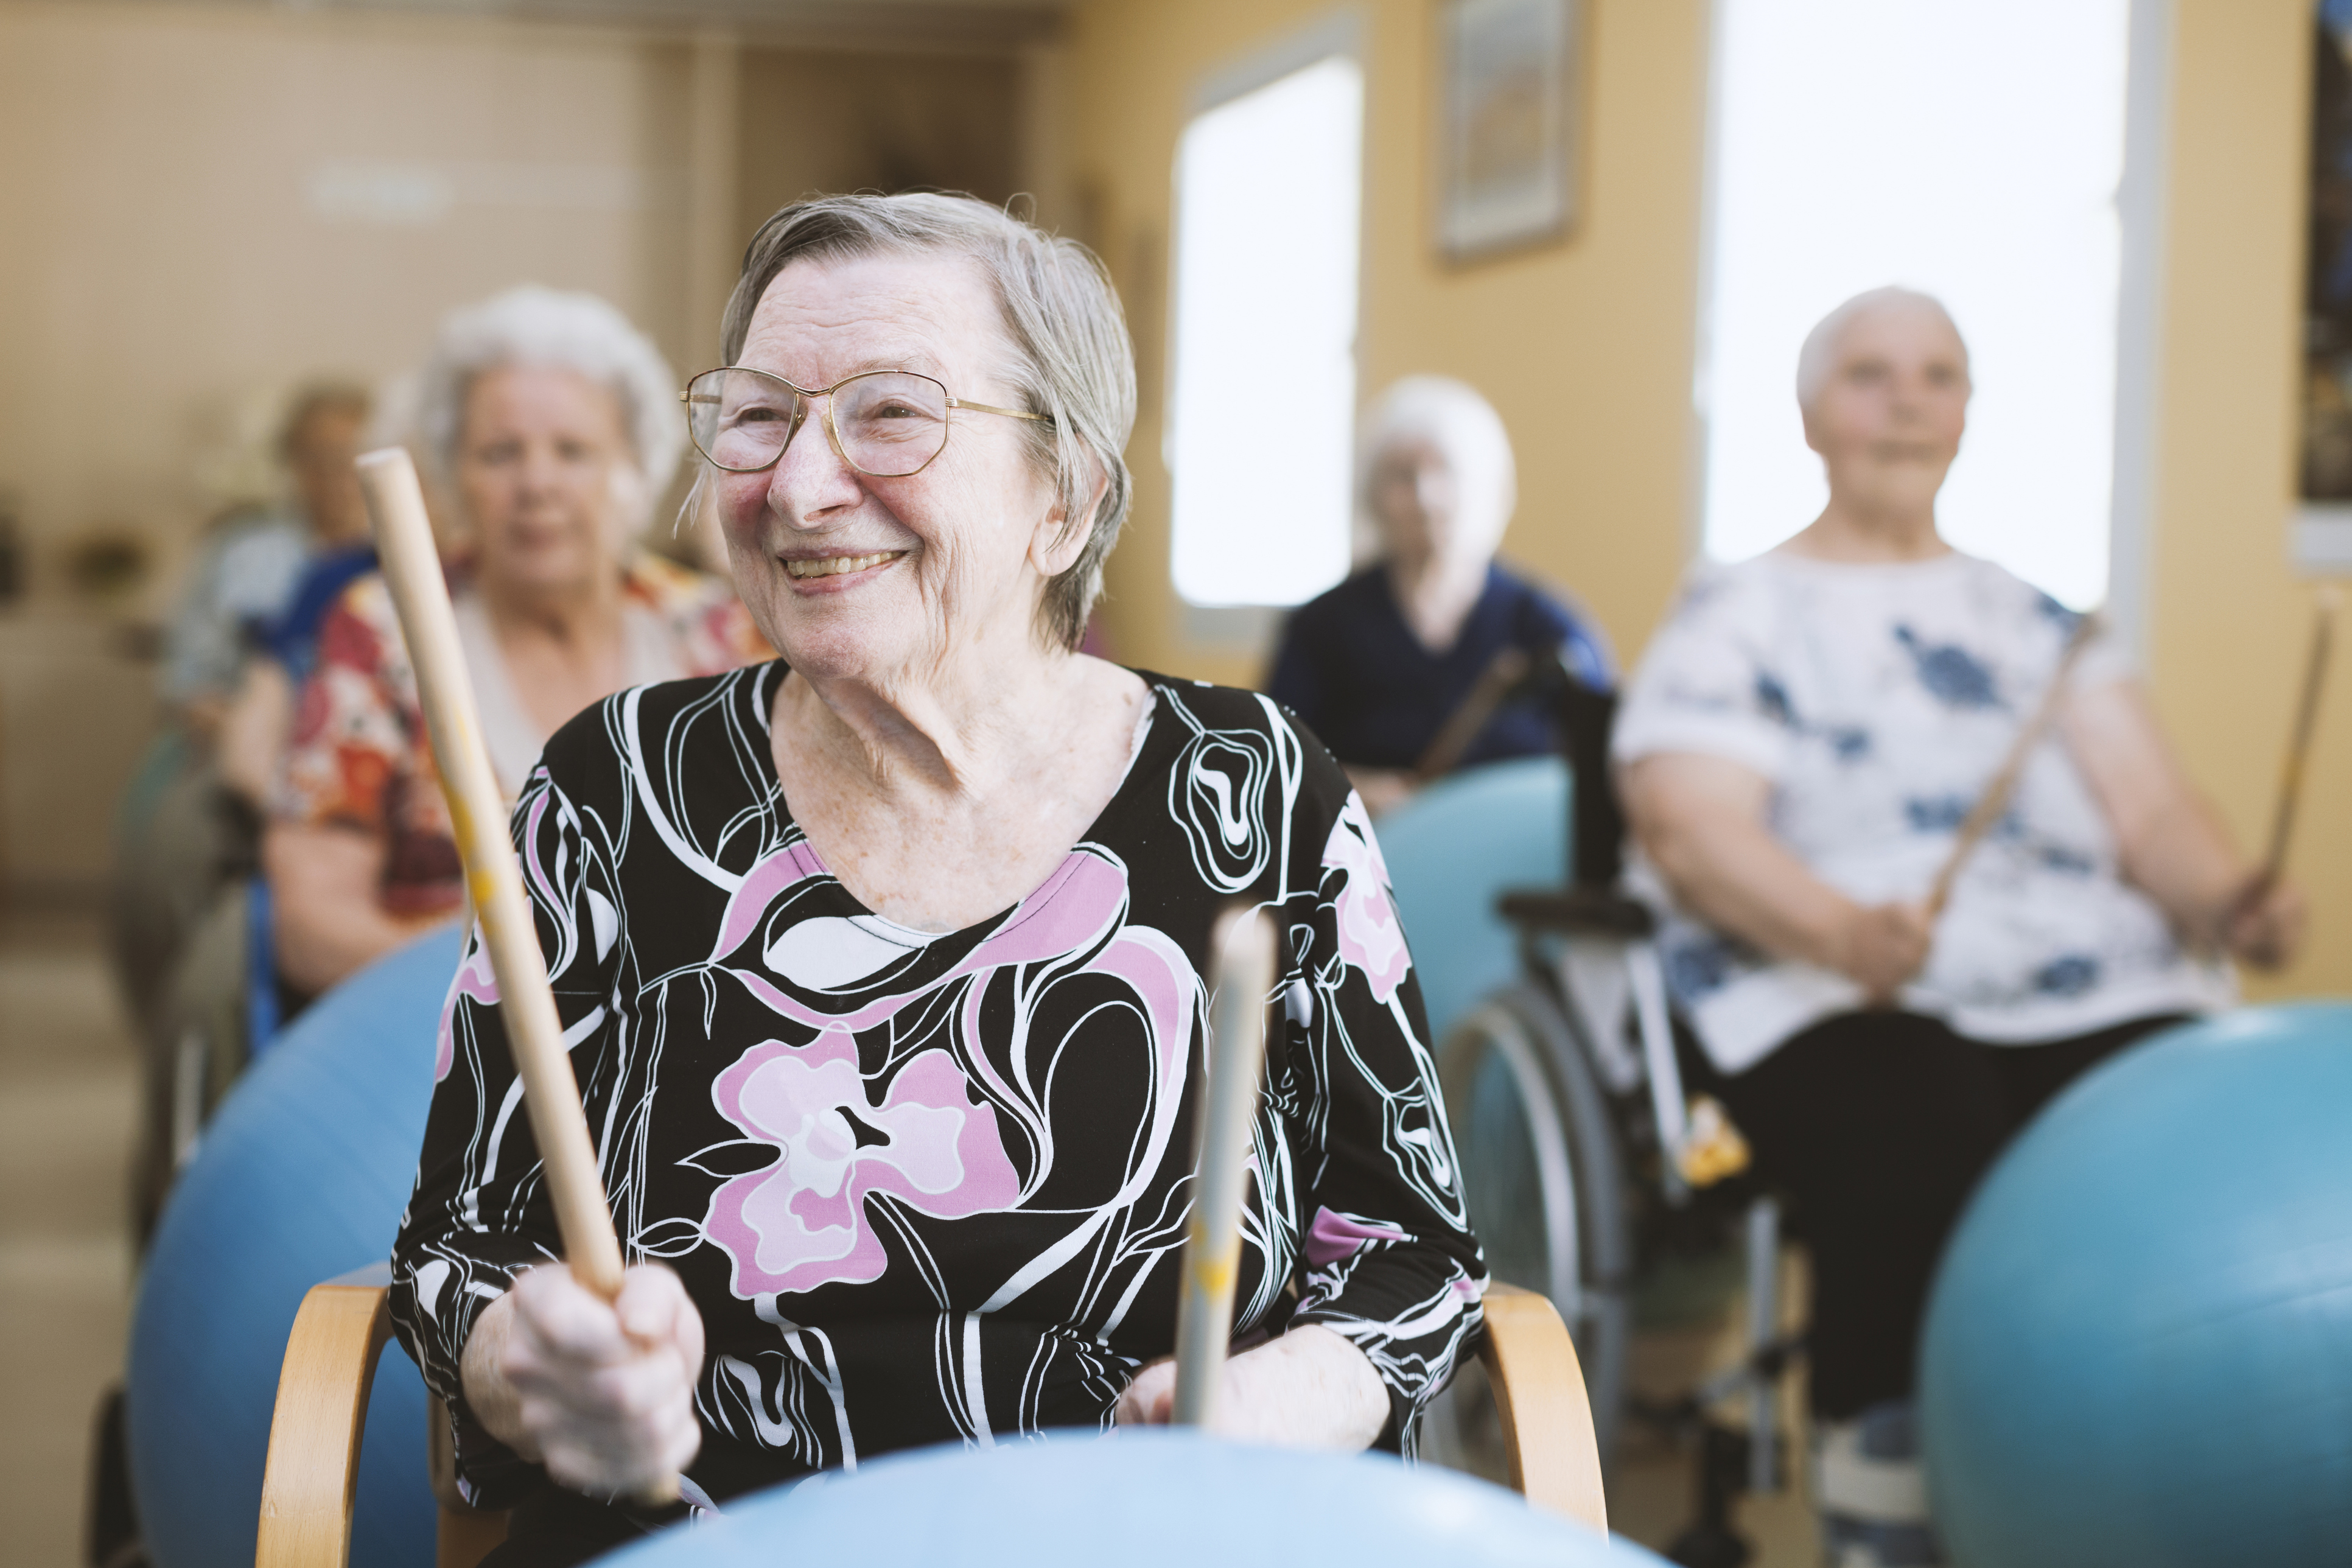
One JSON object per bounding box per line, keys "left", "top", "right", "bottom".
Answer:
{"left": 386, "top": 195, "right": 1486, "bottom": 1565}
{"left": 1613, "top": 286, "right": 2302, "bottom": 1567}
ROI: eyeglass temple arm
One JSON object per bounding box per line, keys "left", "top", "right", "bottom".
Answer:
{"left": 948, "top": 398, "right": 1049, "bottom": 423}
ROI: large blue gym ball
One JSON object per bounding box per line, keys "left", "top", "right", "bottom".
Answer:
{"left": 602, "top": 1428, "right": 1666, "bottom": 1568}
{"left": 1921, "top": 1003, "right": 2352, "bottom": 1567}
{"left": 127, "top": 928, "right": 462, "bottom": 1568}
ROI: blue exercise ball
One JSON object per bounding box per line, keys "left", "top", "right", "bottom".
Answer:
{"left": 128, "top": 927, "right": 463, "bottom": 1568}
{"left": 602, "top": 1429, "right": 1665, "bottom": 1568}
{"left": 1921, "top": 1003, "right": 2352, "bottom": 1567}
{"left": 1378, "top": 757, "right": 1567, "bottom": 1043}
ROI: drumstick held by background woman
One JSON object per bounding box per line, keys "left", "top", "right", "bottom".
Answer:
{"left": 2250, "top": 587, "right": 2340, "bottom": 898}
{"left": 1923, "top": 610, "right": 2104, "bottom": 920}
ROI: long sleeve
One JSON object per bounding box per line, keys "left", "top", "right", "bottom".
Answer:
{"left": 387, "top": 757, "right": 621, "bottom": 1505}
{"left": 1273, "top": 781, "right": 1488, "bottom": 1452}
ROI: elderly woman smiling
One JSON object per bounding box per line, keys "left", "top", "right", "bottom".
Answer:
{"left": 267, "top": 287, "right": 765, "bottom": 1001}
{"left": 390, "top": 195, "right": 1486, "bottom": 1563}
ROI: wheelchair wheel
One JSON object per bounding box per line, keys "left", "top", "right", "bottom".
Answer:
{"left": 1422, "top": 982, "right": 1631, "bottom": 1477}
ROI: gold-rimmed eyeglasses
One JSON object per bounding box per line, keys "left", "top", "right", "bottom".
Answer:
{"left": 679, "top": 366, "right": 1048, "bottom": 478}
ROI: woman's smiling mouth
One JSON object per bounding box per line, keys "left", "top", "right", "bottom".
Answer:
{"left": 784, "top": 550, "right": 906, "bottom": 580}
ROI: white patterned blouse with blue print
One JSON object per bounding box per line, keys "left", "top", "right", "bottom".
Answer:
{"left": 1611, "top": 550, "right": 2230, "bottom": 1075}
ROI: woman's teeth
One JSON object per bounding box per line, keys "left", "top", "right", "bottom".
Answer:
{"left": 785, "top": 551, "right": 903, "bottom": 580}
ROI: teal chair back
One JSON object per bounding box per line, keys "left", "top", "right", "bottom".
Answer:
{"left": 1375, "top": 757, "right": 1569, "bottom": 1045}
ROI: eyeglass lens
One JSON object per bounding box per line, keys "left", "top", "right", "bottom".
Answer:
{"left": 687, "top": 368, "right": 951, "bottom": 477}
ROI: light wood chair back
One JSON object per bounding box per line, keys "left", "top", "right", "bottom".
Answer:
{"left": 255, "top": 1275, "right": 1606, "bottom": 1567}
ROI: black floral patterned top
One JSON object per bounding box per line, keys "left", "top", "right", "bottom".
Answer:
{"left": 390, "top": 664, "right": 1486, "bottom": 1510}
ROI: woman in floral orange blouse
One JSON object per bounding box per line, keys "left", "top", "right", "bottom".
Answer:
{"left": 266, "top": 287, "right": 767, "bottom": 998}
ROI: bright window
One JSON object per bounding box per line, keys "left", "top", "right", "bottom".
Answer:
{"left": 1168, "top": 52, "right": 1363, "bottom": 608}
{"left": 1698, "top": 0, "right": 2131, "bottom": 609}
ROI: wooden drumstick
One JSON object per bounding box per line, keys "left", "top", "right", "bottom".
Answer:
{"left": 357, "top": 449, "right": 674, "bottom": 1500}
{"left": 1415, "top": 645, "right": 1532, "bottom": 782}
{"left": 1925, "top": 611, "right": 2105, "bottom": 920}
{"left": 1171, "top": 903, "right": 1278, "bottom": 1430}
{"left": 2244, "top": 587, "right": 2340, "bottom": 906}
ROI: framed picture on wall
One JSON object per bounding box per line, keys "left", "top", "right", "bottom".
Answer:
{"left": 1436, "top": 0, "right": 1585, "bottom": 262}
{"left": 2300, "top": 0, "right": 2352, "bottom": 569}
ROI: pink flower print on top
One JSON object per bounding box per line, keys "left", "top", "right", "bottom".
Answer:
{"left": 436, "top": 931, "right": 500, "bottom": 1083}
{"left": 705, "top": 1031, "right": 1022, "bottom": 1298}
{"left": 1321, "top": 791, "right": 1411, "bottom": 1004}
{"left": 1305, "top": 1205, "right": 1409, "bottom": 1268}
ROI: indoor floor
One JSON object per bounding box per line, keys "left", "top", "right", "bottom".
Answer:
{"left": 1, "top": 908, "right": 137, "bottom": 1568}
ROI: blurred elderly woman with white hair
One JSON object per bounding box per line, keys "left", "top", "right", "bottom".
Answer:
{"left": 1265, "top": 375, "right": 1612, "bottom": 815}
{"left": 265, "top": 285, "right": 767, "bottom": 999}
{"left": 1614, "top": 285, "right": 2303, "bottom": 1567}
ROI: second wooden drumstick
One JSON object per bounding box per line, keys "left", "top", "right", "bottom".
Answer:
{"left": 1171, "top": 903, "right": 1279, "bottom": 1430}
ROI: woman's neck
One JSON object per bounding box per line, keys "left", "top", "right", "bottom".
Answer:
{"left": 781, "top": 623, "right": 1085, "bottom": 802}
{"left": 1385, "top": 551, "right": 1489, "bottom": 654}
{"left": 481, "top": 565, "right": 626, "bottom": 651}
{"left": 1781, "top": 492, "right": 1951, "bottom": 564}
{"left": 478, "top": 565, "right": 629, "bottom": 737}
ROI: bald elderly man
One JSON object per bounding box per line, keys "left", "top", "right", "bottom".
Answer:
{"left": 1612, "top": 287, "right": 2302, "bottom": 1566}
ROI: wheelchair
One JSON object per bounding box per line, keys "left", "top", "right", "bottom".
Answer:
{"left": 1402, "top": 662, "right": 1799, "bottom": 1568}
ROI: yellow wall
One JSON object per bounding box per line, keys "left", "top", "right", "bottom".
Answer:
{"left": 1066, "top": 0, "right": 2347, "bottom": 998}
{"left": 2151, "top": 0, "right": 2347, "bottom": 1000}
{"left": 1061, "top": 0, "right": 1710, "bottom": 688}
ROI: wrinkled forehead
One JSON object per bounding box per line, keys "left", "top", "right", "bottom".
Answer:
{"left": 740, "top": 250, "right": 1011, "bottom": 388}
{"left": 462, "top": 362, "right": 628, "bottom": 436}
{"left": 1831, "top": 299, "right": 1971, "bottom": 376}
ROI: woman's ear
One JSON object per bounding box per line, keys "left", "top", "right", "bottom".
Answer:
{"left": 1031, "top": 458, "right": 1110, "bottom": 579}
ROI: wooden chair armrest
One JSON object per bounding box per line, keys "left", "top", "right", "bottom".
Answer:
{"left": 257, "top": 1267, "right": 393, "bottom": 1568}
{"left": 1478, "top": 1281, "right": 1609, "bottom": 1534}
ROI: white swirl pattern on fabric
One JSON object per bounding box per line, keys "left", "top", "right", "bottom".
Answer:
{"left": 390, "top": 666, "right": 1487, "bottom": 1510}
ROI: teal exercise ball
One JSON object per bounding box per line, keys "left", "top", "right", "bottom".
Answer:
{"left": 1920, "top": 1003, "right": 2352, "bottom": 1567}
{"left": 1379, "top": 757, "right": 1567, "bottom": 1043}
{"left": 602, "top": 1429, "right": 1665, "bottom": 1568}
{"left": 127, "top": 928, "right": 462, "bottom": 1568}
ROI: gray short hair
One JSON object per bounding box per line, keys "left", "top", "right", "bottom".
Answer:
{"left": 1795, "top": 287, "right": 1969, "bottom": 413}
{"left": 717, "top": 192, "right": 1136, "bottom": 651}
{"left": 415, "top": 285, "right": 684, "bottom": 503}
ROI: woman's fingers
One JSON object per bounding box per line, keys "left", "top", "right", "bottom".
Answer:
{"left": 1841, "top": 901, "right": 1933, "bottom": 1001}
{"left": 2227, "top": 880, "right": 2306, "bottom": 970}
{"left": 1113, "top": 1359, "right": 1175, "bottom": 1426}
{"left": 499, "top": 1263, "right": 705, "bottom": 1493}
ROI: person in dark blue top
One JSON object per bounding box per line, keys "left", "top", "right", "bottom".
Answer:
{"left": 1265, "top": 376, "right": 1612, "bottom": 813}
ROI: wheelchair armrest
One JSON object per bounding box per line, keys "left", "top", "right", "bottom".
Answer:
{"left": 1497, "top": 887, "right": 1656, "bottom": 939}
{"left": 257, "top": 1270, "right": 394, "bottom": 1568}
{"left": 1477, "top": 1282, "right": 1609, "bottom": 1534}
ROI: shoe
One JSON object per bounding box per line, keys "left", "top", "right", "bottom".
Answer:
{"left": 1812, "top": 1401, "right": 1942, "bottom": 1567}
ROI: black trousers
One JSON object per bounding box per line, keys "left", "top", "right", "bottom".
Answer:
{"left": 1712, "top": 1009, "right": 2183, "bottom": 1422}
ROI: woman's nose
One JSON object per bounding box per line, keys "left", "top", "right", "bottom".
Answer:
{"left": 515, "top": 442, "right": 565, "bottom": 497}
{"left": 767, "top": 402, "right": 864, "bottom": 523}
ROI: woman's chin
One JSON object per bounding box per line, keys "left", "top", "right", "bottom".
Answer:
{"left": 766, "top": 611, "right": 915, "bottom": 685}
